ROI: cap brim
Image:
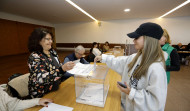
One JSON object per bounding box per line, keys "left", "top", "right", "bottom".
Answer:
{"left": 127, "top": 32, "right": 141, "bottom": 38}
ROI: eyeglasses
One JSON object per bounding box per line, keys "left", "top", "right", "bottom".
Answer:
{"left": 44, "top": 38, "right": 52, "bottom": 41}
{"left": 76, "top": 52, "right": 84, "bottom": 56}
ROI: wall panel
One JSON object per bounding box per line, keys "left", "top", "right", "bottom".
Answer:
{"left": 0, "top": 18, "right": 55, "bottom": 57}
{"left": 0, "top": 19, "right": 20, "bottom": 56}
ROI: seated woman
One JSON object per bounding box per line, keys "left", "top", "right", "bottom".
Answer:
{"left": 102, "top": 41, "right": 110, "bottom": 52}
{"left": 28, "top": 28, "right": 75, "bottom": 98}
{"left": 87, "top": 42, "right": 101, "bottom": 62}
{"left": 91, "top": 42, "right": 102, "bottom": 56}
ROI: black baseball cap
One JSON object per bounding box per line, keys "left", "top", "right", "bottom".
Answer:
{"left": 127, "top": 22, "right": 163, "bottom": 40}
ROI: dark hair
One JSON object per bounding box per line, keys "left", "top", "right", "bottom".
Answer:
{"left": 92, "top": 42, "right": 98, "bottom": 48}
{"left": 105, "top": 41, "right": 109, "bottom": 45}
{"left": 28, "top": 27, "right": 54, "bottom": 52}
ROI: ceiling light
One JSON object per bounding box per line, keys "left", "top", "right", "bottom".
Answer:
{"left": 158, "top": 0, "right": 190, "bottom": 18}
{"left": 124, "top": 9, "right": 130, "bottom": 12}
{"left": 65, "top": 0, "right": 99, "bottom": 22}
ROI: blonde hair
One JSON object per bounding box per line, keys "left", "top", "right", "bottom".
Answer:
{"left": 163, "top": 29, "right": 171, "bottom": 44}
{"left": 128, "top": 36, "right": 165, "bottom": 80}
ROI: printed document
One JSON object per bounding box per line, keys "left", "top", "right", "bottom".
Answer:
{"left": 39, "top": 103, "right": 73, "bottom": 111}
{"left": 68, "top": 63, "right": 96, "bottom": 76}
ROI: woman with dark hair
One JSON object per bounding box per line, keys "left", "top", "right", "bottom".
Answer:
{"left": 90, "top": 42, "right": 101, "bottom": 56}
{"left": 102, "top": 41, "right": 110, "bottom": 52}
{"left": 28, "top": 28, "right": 75, "bottom": 98}
{"left": 87, "top": 42, "right": 101, "bottom": 62}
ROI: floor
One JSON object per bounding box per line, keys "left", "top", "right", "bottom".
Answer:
{"left": 0, "top": 51, "right": 189, "bottom": 111}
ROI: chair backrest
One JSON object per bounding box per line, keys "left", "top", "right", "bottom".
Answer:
{"left": 8, "top": 73, "right": 30, "bottom": 98}
{"left": 86, "top": 53, "right": 95, "bottom": 62}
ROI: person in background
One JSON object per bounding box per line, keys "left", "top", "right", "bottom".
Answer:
{"left": 0, "top": 86, "right": 52, "bottom": 111}
{"left": 28, "top": 28, "right": 75, "bottom": 98}
{"left": 87, "top": 42, "right": 102, "bottom": 62}
{"left": 184, "top": 43, "right": 190, "bottom": 65}
{"left": 159, "top": 29, "right": 180, "bottom": 84}
{"left": 176, "top": 43, "right": 186, "bottom": 51}
{"left": 186, "top": 43, "right": 190, "bottom": 51}
{"left": 98, "top": 43, "right": 103, "bottom": 52}
{"left": 95, "top": 22, "right": 167, "bottom": 111}
{"left": 102, "top": 41, "right": 110, "bottom": 52}
{"left": 90, "top": 42, "right": 102, "bottom": 56}
{"left": 62, "top": 45, "right": 89, "bottom": 80}
{"left": 175, "top": 43, "right": 187, "bottom": 63}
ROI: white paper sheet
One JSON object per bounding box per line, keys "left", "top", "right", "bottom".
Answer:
{"left": 73, "top": 59, "right": 80, "bottom": 64}
{"left": 79, "top": 83, "right": 103, "bottom": 102}
{"left": 67, "top": 63, "right": 96, "bottom": 76}
{"left": 39, "top": 103, "right": 73, "bottom": 111}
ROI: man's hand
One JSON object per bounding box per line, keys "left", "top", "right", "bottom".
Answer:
{"left": 62, "top": 61, "right": 75, "bottom": 71}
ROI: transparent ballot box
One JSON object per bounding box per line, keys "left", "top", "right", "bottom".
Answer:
{"left": 74, "top": 65, "right": 109, "bottom": 107}
{"left": 113, "top": 46, "right": 122, "bottom": 56}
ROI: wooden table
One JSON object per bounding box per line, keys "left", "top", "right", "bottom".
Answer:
{"left": 177, "top": 51, "right": 190, "bottom": 58}
{"left": 177, "top": 51, "right": 190, "bottom": 54}
{"left": 25, "top": 64, "right": 121, "bottom": 111}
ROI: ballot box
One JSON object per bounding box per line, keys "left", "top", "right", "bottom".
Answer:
{"left": 74, "top": 65, "right": 109, "bottom": 107}
{"left": 113, "top": 46, "right": 122, "bottom": 57}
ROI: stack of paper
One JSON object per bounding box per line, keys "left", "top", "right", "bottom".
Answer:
{"left": 39, "top": 103, "right": 73, "bottom": 111}
{"left": 67, "top": 63, "right": 96, "bottom": 76}
{"left": 79, "top": 83, "right": 103, "bottom": 102}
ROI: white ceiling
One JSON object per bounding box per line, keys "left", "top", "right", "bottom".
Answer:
{"left": 0, "top": 0, "right": 190, "bottom": 24}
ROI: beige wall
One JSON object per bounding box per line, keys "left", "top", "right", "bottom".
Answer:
{"left": 0, "top": 12, "right": 53, "bottom": 27}
{"left": 55, "top": 16, "right": 190, "bottom": 45}
{"left": 0, "top": 12, "right": 189, "bottom": 45}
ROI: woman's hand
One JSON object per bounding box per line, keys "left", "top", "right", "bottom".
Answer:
{"left": 39, "top": 98, "right": 53, "bottom": 107}
{"left": 62, "top": 61, "right": 75, "bottom": 71}
{"left": 117, "top": 82, "right": 131, "bottom": 95}
{"left": 94, "top": 56, "right": 102, "bottom": 62}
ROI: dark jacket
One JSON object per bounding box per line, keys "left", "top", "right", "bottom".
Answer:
{"left": 65, "top": 53, "right": 88, "bottom": 64}
{"left": 28, "top": 49, "right": 65, "bottom": 98}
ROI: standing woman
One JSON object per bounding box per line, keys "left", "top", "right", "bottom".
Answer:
{"left": 95, "top": 23, "right": 168, "bottom": 111}
{"left": 159, "top": 29, "right": 180, "bottom": 83}
{"left": 28, "top": 28, "right": 75, "bottom": 98}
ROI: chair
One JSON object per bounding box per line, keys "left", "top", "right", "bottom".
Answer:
{"left": 86, "top": 53, "right": 95, "bottom": 62}
{"left": 7, "top": 73, "right": 30, "bottom": 99}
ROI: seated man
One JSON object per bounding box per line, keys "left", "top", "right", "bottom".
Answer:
{"left": 175, "top": 43, "right": 186, "bottom": 62}
{"left": 62, "top": 45, "right": 89, "bottom": 80}
{"left": 176, "top": 43, "right": 186, "bottom": 51}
